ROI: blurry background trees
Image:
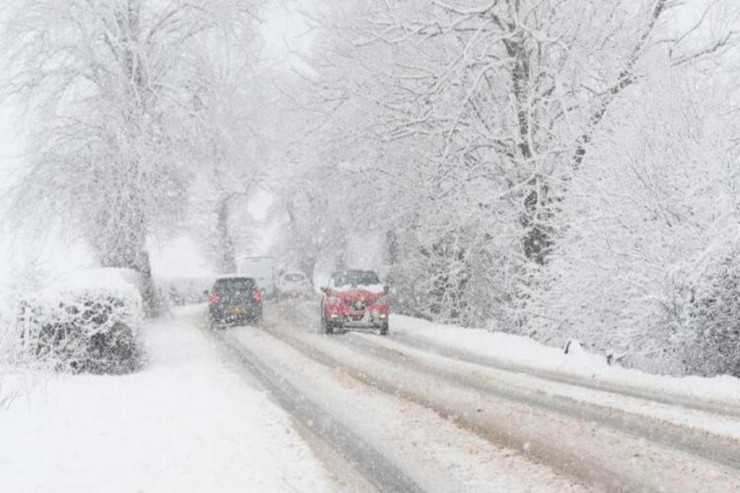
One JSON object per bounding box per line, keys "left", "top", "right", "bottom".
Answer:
{"left": 0, "top": 0, "right": 262, "bottom": 315}
{"left": 271, "top": 0, "right": 740, "bottom": 375}
{"left": 2, "top": 0, "right": 740, "bottom": 376}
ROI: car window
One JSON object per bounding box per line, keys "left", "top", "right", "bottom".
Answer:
{"left": 332, "top": 271, "right": 380, "bottom": 287}
{"left": 214, "top": 278, "right": 256, "bottom": 292}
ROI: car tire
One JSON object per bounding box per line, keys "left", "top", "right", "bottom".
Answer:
{"left": 380, "top": 321, "right": 389, "bottom": 336}
{"left": 321, "top": 315, "right": 333, "bottom": 335}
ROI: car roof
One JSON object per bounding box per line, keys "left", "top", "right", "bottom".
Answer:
{"left": 332, "top": 269, "right": 378, "bottom": 275}
{"left": 214, "top": 275, "right": 256, "bottom": 282}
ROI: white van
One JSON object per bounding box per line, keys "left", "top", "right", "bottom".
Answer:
{"left": 237, "top": 256, "right": 276, "bottom": 298}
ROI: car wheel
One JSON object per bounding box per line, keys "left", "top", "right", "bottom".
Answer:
{"left": 380, "top": 321, "right": 389, "bottom": 336}
{"left": 209, "top": 318, "right": 219, "bottom": 330}
{"left": 322, "top": 315, "right": 333, "bottom": 335}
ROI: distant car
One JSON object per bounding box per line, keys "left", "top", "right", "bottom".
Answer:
{"left": 206, "top": 276, "right": 263, "bottom": 328}
{"left": 320, "top": 269, "right": 389, "bottom": 335}
{"left": 277, "top": 271, "right": 313, "bottom": 299}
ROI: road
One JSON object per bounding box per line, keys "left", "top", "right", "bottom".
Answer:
{"left": 199, "top": 300, "right": 740, "bottom": 492}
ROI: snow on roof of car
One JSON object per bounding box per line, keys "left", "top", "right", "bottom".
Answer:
{"left": 214, "top": 274, "right": 257, "bottom": 281}
{"left": 332, "top": 284, "right": 385, "bottom": 293}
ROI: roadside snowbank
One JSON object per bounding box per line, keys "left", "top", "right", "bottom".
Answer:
{"left": 391, "top": 315, "right": 740, "bottom": 408}
{"left": 0, "top": 306, "right": 332, "bottom": 492}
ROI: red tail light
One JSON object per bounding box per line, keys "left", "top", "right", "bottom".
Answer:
{"left": 252, "top": 290, "right": 262, "bottom": 302}
{"left": 209, "top": 292, "right": 220, "bottom": 304}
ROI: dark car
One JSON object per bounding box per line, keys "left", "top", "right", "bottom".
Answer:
{"left": 320, "top": 269, "right": 389, "bottom": 335}
{"left": 206, "top": 276, "right": 263, "bottom": 328}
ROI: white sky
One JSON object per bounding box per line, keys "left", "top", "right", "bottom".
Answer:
{"left": 260, "top": 0, "right": 315, "bottom": 70}
{"left": 0, "top": 3, "right": 315, "bottom": 282}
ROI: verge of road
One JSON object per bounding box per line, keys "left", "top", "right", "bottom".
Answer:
{"left": 285, "top": 301, "right": 740, "bottom": 436}
{"left": 389, "top": 330, "right": 740, "bottom": 419}
{"left": 335, "top": 330, "right": 740, "bottom": 469}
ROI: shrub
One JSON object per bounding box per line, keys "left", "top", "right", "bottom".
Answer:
{"left": 678, "top": 246, "right": 740, "bottom": 377}
{"left": 15, "top": 269, "right": 144, "bottom": 374}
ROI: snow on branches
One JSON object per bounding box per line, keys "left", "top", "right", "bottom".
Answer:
{"left": 275, "top": 0, "right": 740, "bottom": 375}
{"left": 0, "top": 0, "right": 261, "bottom": 315}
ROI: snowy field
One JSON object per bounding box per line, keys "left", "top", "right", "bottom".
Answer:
{"left": 0, "top": 307, "right": 332, "bottom": 493}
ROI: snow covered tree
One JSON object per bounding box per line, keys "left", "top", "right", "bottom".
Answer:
{"left": 528, "top": 61, "right": 740, "bottom": 375}
{"left": 0, "top": 0, "right": 260, "bottom": 315}
{"left": 284, "top": 0, "right": 738, "bottom": 329}
{"left": 187, "top": 51, "right": 269, "bottom": 274}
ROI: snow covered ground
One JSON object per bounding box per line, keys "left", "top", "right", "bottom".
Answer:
{"left": 3, "top": 302, "right": 739, "bottom": 492}
{"left": 391, "top": 314, "right": 740, "bottom": 409}
{"left": 244, "top": 301, "right": 740, "bottom": 491}
{"left": 0, "top": 306, "right": 332, "bottom": 493}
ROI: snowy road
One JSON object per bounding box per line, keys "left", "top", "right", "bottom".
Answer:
{"left": 203, "top": 301, "right": 740, "bottom": 492}
{"left": 5, "top": 303, "right": 738, "bottom": 492}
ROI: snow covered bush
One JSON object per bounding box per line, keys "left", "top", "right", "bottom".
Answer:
{"left": 13, "top": 269, "right": 144, "bottom": 374}
{"left": 274, "top": 0, "right": 739, "bottom": 333}
{"left": 529, "top": 69, "right": 740, "bottom": 375}
{"left": 677, "top": 241, "right": 740, "bottom": 377}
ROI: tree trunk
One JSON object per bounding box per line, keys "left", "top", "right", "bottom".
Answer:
{"left": 132, "top": 250, "right": 162, "bottom": 318}
{"left": 93, "top": 203, "right": 163, "bottom": 318}
{"left": 216, "top": 197, "right": 237, "bottom": 274}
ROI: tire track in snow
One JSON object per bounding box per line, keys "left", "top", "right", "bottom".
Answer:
{"left": 262, "top": 308, "right": 740, "bottom": 492}
{"left": 338, "top": 331, "right": 740, "bottom": 471}
{"left": 283, "top": 300, "right": 740, "bottom": 467}
{"left": 388, "top": 331, "right": 740, "bottom": 419}
{"left": 203, "top": 327, "right": 425, "bottom": 493}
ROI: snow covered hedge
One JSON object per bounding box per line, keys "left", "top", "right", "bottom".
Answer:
{"left": 12, "top": 269, "right": 144, "bottom": 374}
{"left": 676, "top": 243, "right": 740, "bottom": 377}
{"left": 528, "top": 71, "right": 740, "bottom": 377}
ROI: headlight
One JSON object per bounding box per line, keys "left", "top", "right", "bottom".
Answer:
{"left": 327, "top": 296, "right": 342, "bottom": 305}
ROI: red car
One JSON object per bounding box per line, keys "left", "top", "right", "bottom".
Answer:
{"left": 320, "top": 270, "right": 389, "bottom": 335}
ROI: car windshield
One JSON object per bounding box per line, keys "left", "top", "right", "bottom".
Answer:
{"left": 214, "top": 278, "right": 255, "bottom": 292}
{"left": 332, "top": 271, "right": 380, "bottom": 287}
